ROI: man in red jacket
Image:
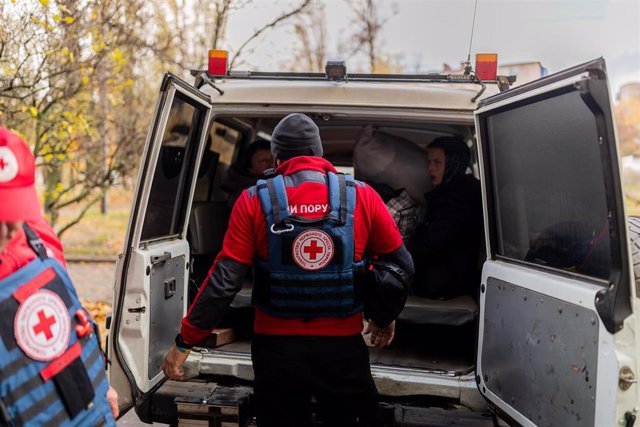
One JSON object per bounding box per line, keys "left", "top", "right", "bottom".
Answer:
{"left": 163, "top": 114, "right": 413, "bottom": 426}
{"left": 0, "top": 127, "right": 118, "bottom": 425}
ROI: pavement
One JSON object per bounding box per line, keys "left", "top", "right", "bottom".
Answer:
{"left": 66, "top": 261, "right": 117, "bottom": 304}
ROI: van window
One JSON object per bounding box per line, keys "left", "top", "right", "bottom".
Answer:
{"left": 487, "top": 90, "right": 612, "bottom": 281}
{"left": 192, "top": 122, "right": 242, "bottom": 203}
{"left": 141, "top": 95, "right": 204, "bottom": 241}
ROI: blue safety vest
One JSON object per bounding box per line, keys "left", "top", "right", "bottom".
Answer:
{"left": 0, "top": 225, "right": 114, "bottom": 426}
{"left": 252, "top": 170, "right": 365, "bottom": 319}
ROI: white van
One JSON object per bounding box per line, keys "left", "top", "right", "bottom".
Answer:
{"left": 108, "top": 56, "right": 640, "bottom": 426}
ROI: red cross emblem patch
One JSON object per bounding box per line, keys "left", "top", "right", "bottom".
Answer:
{"left": 14, "top": 290, "right": 70, "bottom": 361}
{"left": 292, "top": 229, "right": 334, "bottom": 271}
{"left": 0, "top": 147, "right": 19, "bottom": 182}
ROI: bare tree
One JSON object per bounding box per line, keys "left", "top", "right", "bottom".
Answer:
{"left": 341, "top": 0, "right": 398, "bottom": 72}
{"left": 229, "top": 0, "right": 312, "bottom": 68}
{"left": 290, "top": 2, "right": 328, "bottom": 72}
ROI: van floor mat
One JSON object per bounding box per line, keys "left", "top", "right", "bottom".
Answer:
{"left": 398, "top": 295, "right": 478, "bottom": 326}
{"left": 392, "top": 405, "right": 497, "bottom": 427}
{"left": 369, "top": 346, "right": 473, "bottom": 375}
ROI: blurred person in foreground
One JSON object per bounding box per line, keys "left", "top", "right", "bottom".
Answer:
{"left": 0, "top": 127, "right": 118, "bottom": 425}
{"left": 163, "top": 114, "right": 413, "bottom": 426}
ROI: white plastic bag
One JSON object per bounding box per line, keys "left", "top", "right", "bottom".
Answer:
{"left": 353, "top": 125, "right": 432, "bottom": 202}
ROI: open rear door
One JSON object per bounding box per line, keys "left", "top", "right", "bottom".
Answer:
{"left": 108, "top": 73, "right": 212, "bottom": 414}
{"left": 475, "top": 59, "right": 638, "bottom": 426}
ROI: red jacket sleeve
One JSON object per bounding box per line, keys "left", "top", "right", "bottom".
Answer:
{"left": 180, "top": 190, "right": 256, "bottom": 343}
{"left": 361, "top": 184, "right": 403, "bottom": 256}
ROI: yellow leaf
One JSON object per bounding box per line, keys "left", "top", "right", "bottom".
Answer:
{"left": 29, "top": 106, "right": 38, "bottom": 117}
{"left": 38, "top": 0, "right": 49, "bottom": 6}
{"left": 56, "top": 182, "right": 64, "bottom": 192}
{"left": 111, "top": 49, "right": 125, "bottom": 65}
{"left": 53, "top": 14, "right": 61, "bottom": 22}
{"left": 92, "top": 44, "right": 101, "bottom": 53}
{"left": 124, "top": 79, "right": 134, "bottom": 87}
{"left": 38, "top": 20, "right": 53, "bottom": 31}
{"left": 63, "top": 16, "right": 75, "bottom": 24}
{"left": 69, "top": 52, "right": 75, "bottom": 63}
{"left": 57, "top": 154, "right": 65, "bottom": 160}
{"left": 81, "top": 76, "right": 89, "bottom": 85}
{"left": 44, "top": 154, "right": 53, "bottom": 162}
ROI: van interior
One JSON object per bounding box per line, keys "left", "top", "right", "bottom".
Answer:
{"left": 184, "top": 114, "right": 483, "bottom": 377}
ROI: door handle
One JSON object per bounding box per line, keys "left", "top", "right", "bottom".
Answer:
{"left": 164, "top": 278, "right": 177, "bottom": 299}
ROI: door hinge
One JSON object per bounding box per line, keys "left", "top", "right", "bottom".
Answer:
{"left": 151, "top": 252, "right": 172, "bottom": 265}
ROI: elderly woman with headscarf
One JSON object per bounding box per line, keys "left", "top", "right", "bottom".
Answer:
{"left": 409, "top": 136, "right": 483, "bottom": 300}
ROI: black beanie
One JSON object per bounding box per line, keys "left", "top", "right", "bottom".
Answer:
{"left": 270, "top": 113, "right": 323, "bottom": 160}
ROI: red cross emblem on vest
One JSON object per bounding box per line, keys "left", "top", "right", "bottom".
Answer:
{"left": 292, "top": 229, "right": 335, "bottom": 271}
{"left": 303, "top": 240, "right": 324, "bottom": 260}
{"left": 33, "top": 309, "right": 57, "bottom": 340}
{"left": 14, "top": 290, "right": 71, "bottom": 361}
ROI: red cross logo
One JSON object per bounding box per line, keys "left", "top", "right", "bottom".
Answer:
{"left": 292, "top": 229, "right": 334, "bottom": 271}
{"left": 0, "top": 157, "right": 6, "bottom": 170}
{"left": 303, "top": 240, "right": 324, "bottom": 260}
{"left": 33, "top": 310, "right": 57, "bottom": 341}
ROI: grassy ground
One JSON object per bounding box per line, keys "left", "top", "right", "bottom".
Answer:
{"left": 58, "top": 188, "right": 133, "bottom": 257}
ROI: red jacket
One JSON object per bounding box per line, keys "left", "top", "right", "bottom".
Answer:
{"left": 181, "top": 156, "right": 403, "bottom": 343}
{"left": 0, "top": 217, "right": 66, "bottom": 280}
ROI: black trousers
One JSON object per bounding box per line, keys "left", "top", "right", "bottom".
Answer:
{"left": 251, "top": 334, "right": 381, "bottom": 427}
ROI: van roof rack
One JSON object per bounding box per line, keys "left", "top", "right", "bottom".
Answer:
{"left": 190, "top": 69, "right": 515, "bottom": 86}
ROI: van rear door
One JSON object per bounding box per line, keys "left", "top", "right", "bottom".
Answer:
{"left": 108, "top": 73, "right": 212, "bottom": 414}
{"left": 474, "top": 58, "right": 638, "bottom": 426}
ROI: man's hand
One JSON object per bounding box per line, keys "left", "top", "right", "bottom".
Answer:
{"left": 364, "top": 320, "right": 395, "bottom": 348}
{"left": 162, "top": 345, "right": 190, "bottom": 381}
{"left": 106, "top": 386, "right": 119, "bottom": 418}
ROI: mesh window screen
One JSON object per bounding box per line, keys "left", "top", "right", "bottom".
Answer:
{"left": 487, "top": 90, "right": 611, "bottom": 280}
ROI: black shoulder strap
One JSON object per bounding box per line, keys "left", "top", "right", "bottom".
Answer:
{"left": 22, "top": 223, "right": 48, "bottom": 260}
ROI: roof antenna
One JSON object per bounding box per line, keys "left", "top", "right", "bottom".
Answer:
{"left": 463, "top": 0, "right": 480, "bottom": 76}
{"left": 462, "top": 0, "right": 486, "bottom": 102}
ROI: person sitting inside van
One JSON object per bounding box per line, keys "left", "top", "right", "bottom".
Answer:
{"left": 365, "top": 181, "right": 425, "bottom": 245}
{"left": 409, "top": 136, "right": 483, "bottom": 300}
{"left": 221, "top": 138, "right": 274, "bottom": 207}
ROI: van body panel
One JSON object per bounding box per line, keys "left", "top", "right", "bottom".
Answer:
{"left": 109, "top": 73, "right": 213, "bottom": 413}
{"left": 475, "top": 58, "right": 637, "bottom": 426}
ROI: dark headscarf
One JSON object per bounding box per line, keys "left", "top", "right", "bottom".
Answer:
{"left": 428, "top": 136, "right": 471, "bottom": 185}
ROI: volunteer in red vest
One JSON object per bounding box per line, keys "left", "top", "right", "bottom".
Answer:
{"left": 0, "top": 127, "right": 118, "bottom": 425}
{"left": 163, "top": 113, "right": 413, "bottom": 426}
